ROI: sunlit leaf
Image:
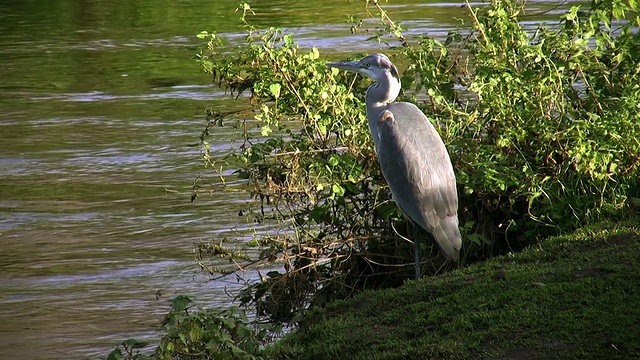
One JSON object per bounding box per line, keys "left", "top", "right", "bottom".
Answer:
{"left": 269, "top": 83, "right": 281, "bottom": 99}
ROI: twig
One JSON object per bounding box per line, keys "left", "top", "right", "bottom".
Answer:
{"left": 369, "top": 0, "right": 411, "bottom": 48}
{"left": 465, "top": 0, "right": 488, "bottom": 45}
{"left": 262, "top": 46, "right": 326, "bottom": 143}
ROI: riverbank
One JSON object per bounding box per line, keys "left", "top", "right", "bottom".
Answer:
{"left": 267, "top": 219, "right": 640, "bottom": 359}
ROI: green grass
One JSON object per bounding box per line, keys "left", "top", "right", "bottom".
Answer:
{"left": 266, "top": 219, "right": 640, "bottom": 359}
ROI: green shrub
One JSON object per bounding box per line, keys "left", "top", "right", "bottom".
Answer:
{"left": 193, "top": 0, "right": 640, "bottom": 324}
{"left": 403, "top": 0, "right": 640, "bottom": 259}
{"left": 105, "top": 296, "right": 272, "bottom": 360}
{"left": 195, "top": 4, "right": 424, "bottom": 325}
{"left": 104, "top": 1, "right": 639, "bottom": 357}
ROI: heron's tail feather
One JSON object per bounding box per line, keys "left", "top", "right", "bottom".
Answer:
{"left": 431, "top": 215, "right": 462, "bottom": 261}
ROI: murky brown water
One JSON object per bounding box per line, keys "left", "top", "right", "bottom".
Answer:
{"left": 0, "top": 0, "right": 567, "bottom": 358}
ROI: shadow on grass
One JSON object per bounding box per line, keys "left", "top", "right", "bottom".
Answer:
{"left": 267, "top": 218, "right": 640, "bottom": 360}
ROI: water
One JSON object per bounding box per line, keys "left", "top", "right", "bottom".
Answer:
{"left": 0, "top": 0, "right": 568, "bottom": 358}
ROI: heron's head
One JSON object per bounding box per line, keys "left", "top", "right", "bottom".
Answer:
{"left": 327, "top": 53, "right": 400, "bottom": 84}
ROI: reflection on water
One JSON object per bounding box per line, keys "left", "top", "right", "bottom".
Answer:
{"left": 32, "top": 87, "right": 224, "bottom": 102}
{"left": 0, "top": 0, "right": 569, "bottom": 358}
{"left": 0, "top": 2, "right": 250, "bottom": 351}
{"left": 0, "top": 97, "right": 249, "bottom": 358}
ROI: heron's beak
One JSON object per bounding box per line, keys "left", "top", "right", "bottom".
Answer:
{"left": 326, "top": 61, "right": 363, "bottom": 73}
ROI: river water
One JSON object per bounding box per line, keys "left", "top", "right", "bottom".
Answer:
{"left": 0, "top": 1, "right": 568, "bottom": 358}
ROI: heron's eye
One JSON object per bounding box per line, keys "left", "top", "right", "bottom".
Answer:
{"left": 363, "top": 63, "right": 370, "bottom": 68}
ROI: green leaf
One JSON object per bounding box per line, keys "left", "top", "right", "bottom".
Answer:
{"left": 170, "top": 295, "right": 193, "bottom": 313}
{"left": 106, "top": 348, "right": 122, "bottom": 360}
{"left": 247, "top": 239, "right": 259, "bottom": 247}
{"left": 328, "top": 154, "right": 340, "bottom": 167}
{"left": 269, "top": 83, "right": 282, "bottom": 99}
{"left": 331, "top": 184, "right": 345, "bottom": 197}
{"left": 122, "top": 338, "right": 149, "bottom": 349}
{"left": 310, "top": 46, "right": 320, "bottom": 60}
{"left": 231, "top": 345, "right": 247, "bottom": 356}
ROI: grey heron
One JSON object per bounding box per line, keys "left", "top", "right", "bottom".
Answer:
{"left": 327, "top": 53, "right": 461, "bottom": 278}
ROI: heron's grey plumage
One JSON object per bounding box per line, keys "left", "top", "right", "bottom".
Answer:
{"left": 328, "top": 54, "right": 461, "bottom": 273}
{"left": 376, "top": 107, "right": 460, "bottom": 260}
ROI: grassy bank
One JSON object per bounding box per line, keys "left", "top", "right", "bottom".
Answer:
{"left": 267, "top": 219, "right": 640, "bottom": 359}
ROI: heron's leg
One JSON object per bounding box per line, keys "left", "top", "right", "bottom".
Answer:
{"left": 412, "top": 223, "right": 421, "bottom": 279}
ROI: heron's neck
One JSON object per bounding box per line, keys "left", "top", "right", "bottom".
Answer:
{"left": 365, "top": 73, "right": 401, "bottom": 146}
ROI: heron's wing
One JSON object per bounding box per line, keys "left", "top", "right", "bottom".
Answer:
{"left": 375, "top": 104, "right": 461, "bottom": 260}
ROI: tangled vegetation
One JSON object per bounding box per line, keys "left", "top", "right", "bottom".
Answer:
{"left": 105, "top": 0, "right": 639, "bottom": 358}
{"left": 267, "top": 220, "right": 640, "bottom": 359}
